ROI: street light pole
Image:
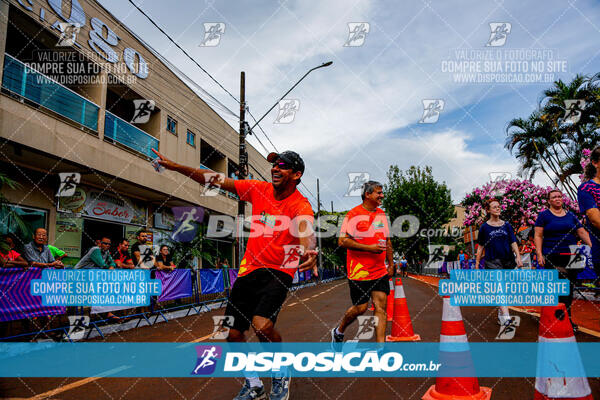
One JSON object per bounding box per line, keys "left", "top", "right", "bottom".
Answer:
{"left": 249, "top": 61, "right": 333, "bottom": 132}
{"left": 237, "top": 72, "right": 247, "bottom": 266}
{"left": 317, "top": 178, "right": 323, "bottom": 277}
{"left": 239, "top": 61, "right": 332, "bottom": 267}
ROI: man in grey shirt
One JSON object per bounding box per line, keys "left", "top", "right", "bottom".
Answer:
{"left": 23, "top": 228, "right": 63, "bottom": 268}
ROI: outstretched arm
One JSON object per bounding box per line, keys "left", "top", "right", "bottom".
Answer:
{"left": 152, "top": 149, "right": 237, "bottom": 194}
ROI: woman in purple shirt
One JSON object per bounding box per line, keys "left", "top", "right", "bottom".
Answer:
{"left": 535, "top": 189, "right": 591, "bottom": 329}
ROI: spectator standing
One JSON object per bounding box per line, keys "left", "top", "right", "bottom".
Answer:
{"left": 535, "top": 189, "right": 592, "bottom": 329}
{"left": 400, "top": 255, "right": 408, "bottom": 277}
{"left": 577, "top": 146, "right": 600, "bottom": 286}
{"left": 457, "top": 249, "right": 466, "bottom": 267}
{"left": 475, "top": 198, "right": 522, "bottom": 325}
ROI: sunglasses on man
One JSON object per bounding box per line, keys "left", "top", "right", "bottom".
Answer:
{"left": 272, "top": 161, "right": 293, "bottom": 170}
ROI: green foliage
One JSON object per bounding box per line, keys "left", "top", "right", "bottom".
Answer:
{"left": 0, "top": 172, "right": 30, "bottom": 238}
{"left": 164, "top": 223, "right": 222, "bottom": 268}
{"left": 505, "top": 74, "right": 600, "bottom": 199}
{"left": 315, "top": 210, "right": 346, "bottom": 271}
{"left": 382, "top": 165, "right": 455, "bottom": 263}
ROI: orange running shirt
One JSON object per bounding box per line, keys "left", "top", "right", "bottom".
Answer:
{"left": 340, "top": 205, "right": 390, "bottom": 281}
{"left": 234, "top": 180, "right": 314, "bottom": 278}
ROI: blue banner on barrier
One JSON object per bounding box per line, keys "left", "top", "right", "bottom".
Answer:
{"left": 1, "top": 342, "right": 600, "bottom": 378}
{"left": 228, "top": 269, "right": 238, "bottom": 288}
{"left": 199, "top": 269, "right": 224, "bottom": 294}
{"left": 0, "top": 268, "right": 66, "bottom": 322}
{"left": 29, "top": 269, "right": 161, "bottom": 307}
{"left": 156, "top": 269, "right": 192, "bottom": 302}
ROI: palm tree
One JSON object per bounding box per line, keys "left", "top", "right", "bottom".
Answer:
{"left": 506, "top": 74, "right": 600, "bottom": 199}
{"left": 0, "top": 172, "right": 29, "bottom": 246}
{"left": 505, "top": 114, "right": 574, "bottom": 195}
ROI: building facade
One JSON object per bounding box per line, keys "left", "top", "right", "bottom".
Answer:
{"left": 0, "top": 0, "right": 271, "bottom": 266}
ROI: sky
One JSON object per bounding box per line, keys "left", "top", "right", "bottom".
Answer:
{"left": 98, "top": 0, "right": 600, "bottom": 211}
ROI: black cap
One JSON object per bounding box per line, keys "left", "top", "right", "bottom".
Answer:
{"left": 267, "top": 151, "right": 305, "bottom": 174}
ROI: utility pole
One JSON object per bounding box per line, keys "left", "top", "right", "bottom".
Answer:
{"left": 469, "top": 226, "right": 476, "bottom": 264}
{"left": 237, "top": 72, "right": 247, "bottom": 266}
{"left": 316, "top": 178, "right": 323, "bottom": 277}
{"left": 331, "top": 201, "right": 334, "bottom": 213}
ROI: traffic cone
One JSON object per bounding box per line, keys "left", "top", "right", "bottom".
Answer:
{"left": 386, "top": 277, "right": 420, "bottom": 341}
{"left": 422, "top": 296, "right": 492, "bottom": 400}
{"left": 534, "top": 303, "right": 592, "bottom": 400}
{"left": 386, "top": 278, "right": 394, "bottom": 321}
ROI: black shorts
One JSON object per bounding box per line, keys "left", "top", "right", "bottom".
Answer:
{"left": 484, "top": 258, "right": 515, "bottom": 269}
{"left": 223, "top": 268, "right": 293, "bottom": 332}
{"left": 348, "top": 275, "right": 390, "bottom": 306}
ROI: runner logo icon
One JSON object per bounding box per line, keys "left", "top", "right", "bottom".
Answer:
{"left": 345, "top": 172, "right": 370, "bottom": 197}
{"left": 199, "top": 23, "right": 225, "bottom": 47}
{"left": 344, "top": 23, "right": 370, "bottom": 47}
{"left": 212, "top": 316, "right": 234, "bottom": 339}
{"left": 56, "top": 22, "right": 81, "bottom": 47}
{"left": 486, "top": 22, "right": 511, "bottom": 47}
{"left": 192, "top": 345, "right": 222, "bottom": 375}
{"left": 419, "top": 99, "right": 444, "bottom": 124}
{"left": 63, "top": 315, "right": 89, "bottom": 341}
{"left": 354, "top": 316, "right": 378, "bottom": 340}
{"left": 282, "top": 245, "right": 303, "bottom": 269}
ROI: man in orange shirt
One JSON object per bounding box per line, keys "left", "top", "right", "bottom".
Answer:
{"left": 153, "top": 149, "right": 316, "bottom": 400}
{"left": 332, "top": 181, "right": 394, "bottom": 344}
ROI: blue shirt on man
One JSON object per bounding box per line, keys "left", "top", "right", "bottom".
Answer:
{"left": 22, "top": 242, "right": 55, "bottom": 265}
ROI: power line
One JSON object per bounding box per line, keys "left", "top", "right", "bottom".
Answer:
{"left": 125, "top": 0, "right": 318, "bottom": 204}
{"left": 127, "top": 0, "right": 239, "bottom": 105}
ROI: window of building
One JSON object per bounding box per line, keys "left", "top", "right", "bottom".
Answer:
{"left": 167, "top": 115, "right": 177, "bottom": 135}
{"left": 0, "top": 204, "right": 48, "bottom": 249}
{"left": 186, "top": 130, "right": 196, "bottom": 147}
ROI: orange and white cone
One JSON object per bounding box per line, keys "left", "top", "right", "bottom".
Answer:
{"left": 422, "top": 296, "right": 492, "bottom": 400}
{"left": 386, "top": 277, "right": 420, "bottom": 341}
{"left": 534, "top": 303, "right": 592, "bottom": 400}
{"left": 386, "top": 278, "right": 394, "bottom": 321}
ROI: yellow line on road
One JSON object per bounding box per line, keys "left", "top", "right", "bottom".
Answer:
{"left": 23, "top": 366, "right": 131, "bottom": 400}
{"left": 21, "top": 281, "right": 347, "bottom": 399}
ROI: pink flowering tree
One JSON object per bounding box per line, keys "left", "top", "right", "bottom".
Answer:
{"left": 461, "top": 179, "right": 579, "bottom": 228}
{"left": 580, "top": 148, "right": 592, "bottom": 181}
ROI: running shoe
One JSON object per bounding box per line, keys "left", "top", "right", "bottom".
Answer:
{"left": 233, "top": 379, "right": 266, "bottom": 400}
{"left": 270, "top": 376, "right": 291, "bottom": 400}
{"left": 331, "top": 327, "right": 344, "bottom": 352}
